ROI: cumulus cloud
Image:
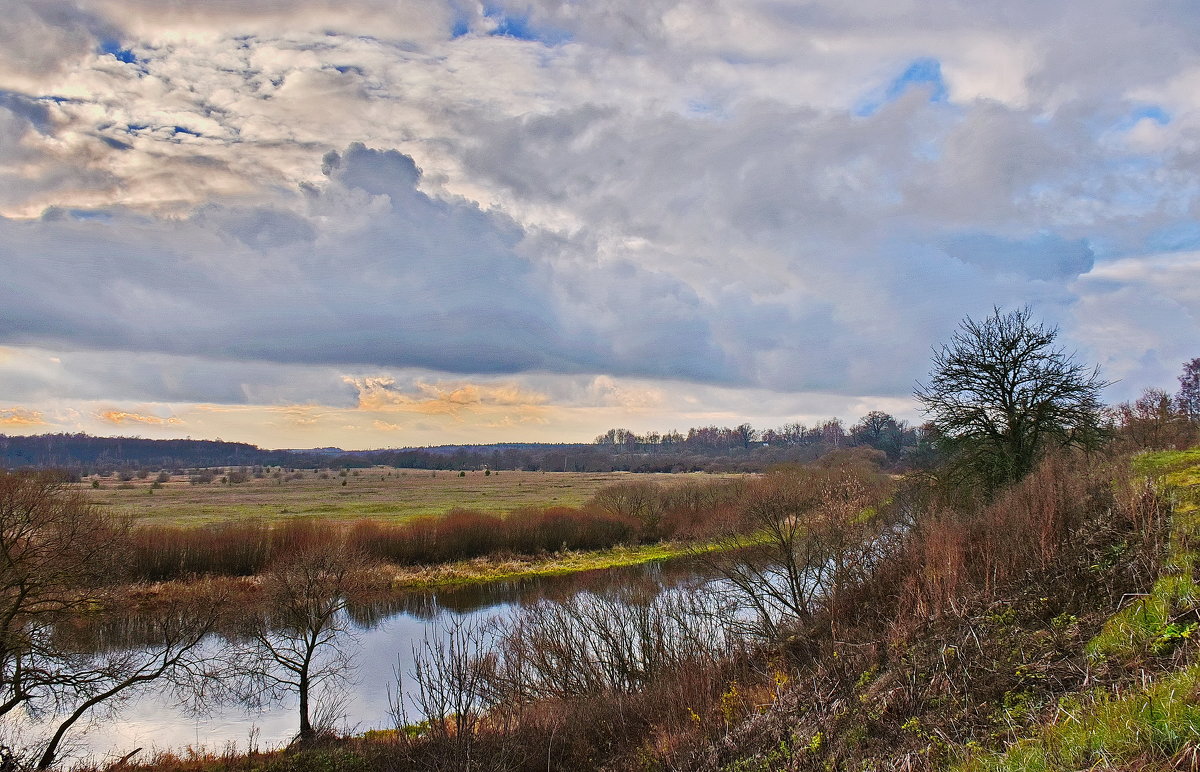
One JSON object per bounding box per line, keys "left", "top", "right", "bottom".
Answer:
{"left": 0, "top": 0, "right": 1198, "bottom": 445}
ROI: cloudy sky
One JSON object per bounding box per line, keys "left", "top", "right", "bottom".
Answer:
{"left": 1, "top": 0, "right": 1198, "bottom": 449}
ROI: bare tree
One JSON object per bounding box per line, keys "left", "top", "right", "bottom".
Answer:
{"left": 0, "top": 472, "right": 223, "bottom": 768}
{"left": 32, "top": 596, "right": 222, "bottom": 769}
{"left": 480, "top": 586, "right": 737, "bottom": 708}
{"left": 234, "top": 542, "right": 363, "bottom": 742}
{"left": 1112, "top": 388, "right": 1196, "bottom": 450}
{"left": 700, "top": 454, "right": 893, "bottom": 640}
{"left": 0, "top": 473, "right": 125, "bottom": 720}
{"left": 589, "top": 481, "right": 668, "bottom": 540}
{"left": 398, "top": 619, "right": 494, "bottom": 768}
{"left": 1178, "top": 357, "right": 1200, "bottom": 423}
{"left": 916, "top": 307, "right": 1107, "bottom": 493}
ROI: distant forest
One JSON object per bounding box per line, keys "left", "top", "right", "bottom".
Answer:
{"left": 0, "top": 411, "right": 924, "bottom": 475}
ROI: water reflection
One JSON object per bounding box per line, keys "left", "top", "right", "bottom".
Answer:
{"left": 39, "top": 558, "right": 709, "bottom": 764}
{"left": 347, "top": 559, "right": 701, "bottom": 626}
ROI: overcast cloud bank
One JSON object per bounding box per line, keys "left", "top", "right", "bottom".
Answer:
{"left": 1, "top": 0, "right": 1198, "bottom": 445}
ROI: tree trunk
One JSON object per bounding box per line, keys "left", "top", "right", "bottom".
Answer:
{"left": 298, "top": 671, "right": 314, "bottom": 740}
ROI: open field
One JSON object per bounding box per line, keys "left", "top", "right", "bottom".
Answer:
{"left": 76, "top": 468, "right": 735, "bottom": 526}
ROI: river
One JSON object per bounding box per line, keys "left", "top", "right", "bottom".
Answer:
{"left": 32, "top": 559, "right": 709, "bottom": 766}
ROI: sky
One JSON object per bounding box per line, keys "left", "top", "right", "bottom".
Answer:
{"left": 1, "top": 0, "right": 1199, "bottom": 449}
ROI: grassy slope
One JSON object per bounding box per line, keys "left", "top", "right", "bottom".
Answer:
{"left": 954, "top": 449, "right": 1200, "bottom": 771}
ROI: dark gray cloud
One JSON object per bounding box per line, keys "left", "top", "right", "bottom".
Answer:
{"left": 0, "top": 143, "right": 740, "bottom": 390}
{"left": 942, "top": 233, "right": 1095, "bottom": 281}
{"left": 1, "top": 0, "right": 1199, "bottom": 419}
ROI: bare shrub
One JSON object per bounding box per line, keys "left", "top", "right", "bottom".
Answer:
{"left": 398, "top": 619, "right": 494, "bottom": 768}
{"left": 588, "top": 481, "right": 671, "bottom": 540}
{"left": 435, "top": 509, "right": 505, "bottom": 560}
{"left": 129, "top": 521, "right": 273, "bottom": 579}
{"left": 701, "top": 452, "right": 896, "bottom": 639}
{"left": 897, "top": 452, "right": 1113, "bottom": 620}
{"left": 504, "top": 506, "right": 633, "bottom": 553}
{"left": 486, "top": 587, "right": 737, "bottom": 702}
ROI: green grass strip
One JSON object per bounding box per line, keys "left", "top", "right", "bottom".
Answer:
{"left": 384, "top": 538, "right": 736, "bottom": 591}
{"left": 954, "top": 449, "right": 1200, "bottom": 771}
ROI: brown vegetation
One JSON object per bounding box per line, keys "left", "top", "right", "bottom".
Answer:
{"left": 122, "top": 477, "right": 747, "bottom": 583}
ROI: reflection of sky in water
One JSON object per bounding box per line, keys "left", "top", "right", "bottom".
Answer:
{"left": 77, "top": 602, "right": 517, "bottom": 761}
{"left": 37, "top": 560, "right": 697, "bottom": 765}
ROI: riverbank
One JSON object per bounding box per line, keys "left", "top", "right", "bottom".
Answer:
{"left": 377, "top": 538, "right": 729, "bottom": 590}
{"left": 118, "top": 538, "right": 728, "bottom": 612}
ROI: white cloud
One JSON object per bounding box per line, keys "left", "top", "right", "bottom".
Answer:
{"left": 0, "top": 0, "right": 1198, "bottom": 444}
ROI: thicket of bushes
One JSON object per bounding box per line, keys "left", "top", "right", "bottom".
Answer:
{"left": 124, "top": 478, "right": 748, "bottom": 582}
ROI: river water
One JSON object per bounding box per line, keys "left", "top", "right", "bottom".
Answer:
{"left": 40, "top": 560, "right": 708, "bottom": 765}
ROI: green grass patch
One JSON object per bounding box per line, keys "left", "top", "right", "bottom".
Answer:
{"left": 955, "top": 448, "right": 1200, "bottom": 770}
{"left": 956, "top": 665, "right": 1200, "bottom": 772}
{"left": 1089, "top": 450, "right": 1200, "bottom": 660}
{"left": 384, "top": 539, "right": 731, "bottom": 591}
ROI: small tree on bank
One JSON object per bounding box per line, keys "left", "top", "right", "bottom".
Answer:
{"left": 916, "top": 307, "right": 1107, "bottom": 494}
{"left": 235, "top": 542, "right": 363, "bottom": 742}
{"left": 0, "top": 472, "right": 223, "bottom": 768}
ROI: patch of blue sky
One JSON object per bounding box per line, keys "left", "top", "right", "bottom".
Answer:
{"left": 172, "top": 126, "right": 202, "bottom": 137}
{"left": 685, "top": 98, "right": 728, "bottom": 120}
{"left": 99, "top": 40, "right": 138, "bottom": 64}
{"left": 1081, "top": 234, "right": 1121, "bottom": 261}
{"left": 854, "top": 57, "right": 948, "bottom": 117}
{"left": 1116, "top": 104, "right": 1170, "bottom": 131}
{"left": 66, "top": 209, "right": 113, "bottom": 222}
{"left": 1145, "top": 221, "right": 1200, "bottom": 253}
{"left": 1083, "top": 105, "right": 1172, "bottom": 139}
{"left": 98, "top": 135, "right": 133, "bottom": 151}
{"left": 913, "top": 135, "right": 944, "bottom": 161}
{"left": 1106, "top": 185, "right": 1168, "bottom": 217}
{"left": 480, "top": 5, "right": 573, "bottom": 45}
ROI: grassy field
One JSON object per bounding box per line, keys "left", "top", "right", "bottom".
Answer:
{"left": 77, "top": 468, "right": 724, "bottom": 526}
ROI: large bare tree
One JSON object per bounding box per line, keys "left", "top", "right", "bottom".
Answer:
{"left": 0, "top": 472, "right": 223, "bottom": 769}
{"left": 915, "top": 307, "right": 1107, "bottom": 493}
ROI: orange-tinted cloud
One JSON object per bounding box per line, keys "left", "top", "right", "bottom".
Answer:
{"left": 346, "top": 376, "right": 549, "bottom": 416}
{"left": 0, "top": 407, "right": 46, "bottom": 426}
{"left": 97, "top": 410, "right": 182, "bottom": 426}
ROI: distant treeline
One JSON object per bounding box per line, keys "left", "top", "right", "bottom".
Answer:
{"left": 0, "top": 411, "right": 927, "bottom": 475}
{"left": 0, "top": 433, "right": 265, "bottom": 471}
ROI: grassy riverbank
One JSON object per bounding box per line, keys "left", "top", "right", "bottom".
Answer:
{"left": 948, "top": 448, "right": 1200, "bottom": 770}
{"left": 378, "top": 539, "right": 722, "bottom": 590}
{"left": 120, "top": 537, "right": 729, "bottom": 614}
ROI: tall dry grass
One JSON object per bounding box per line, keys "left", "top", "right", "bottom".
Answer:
{"left": 125, "top": 477, "right": 742, "bottom": 581}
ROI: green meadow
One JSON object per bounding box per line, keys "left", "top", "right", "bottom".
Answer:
{"left": 77, "top": 468, "right": 708, "bottom": 526}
